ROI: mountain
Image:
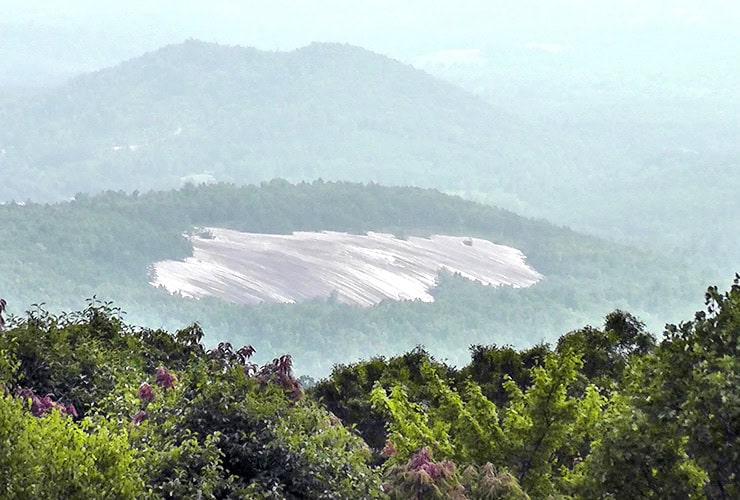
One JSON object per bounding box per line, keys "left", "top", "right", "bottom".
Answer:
{"left": 0, "top": 39, "right": 541, "bottom": 203}
{"left": 1, "top": 39, "right": 735, "bottom": 276}
{"left": 0, "top": 181, "right": 708, "bottom": 376}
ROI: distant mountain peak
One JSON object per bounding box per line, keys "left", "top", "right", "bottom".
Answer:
{"left": 0, "top": 38, "right": 528, "bottom": 202}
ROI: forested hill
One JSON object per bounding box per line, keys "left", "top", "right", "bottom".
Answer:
{"left": 0, "top": 39, "right": 538, "bottom": 201}
{"left": 0, "top": 181, "right": 709, "bottom": 375}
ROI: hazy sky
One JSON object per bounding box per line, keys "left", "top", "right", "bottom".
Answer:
{"left": 1, "top": 0, "right": 738, "bottom": 92}
{"left": 3, "top": 0, "right": 739, "bottom": 58}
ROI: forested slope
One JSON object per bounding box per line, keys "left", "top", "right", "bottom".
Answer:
{"left": 0, "top": 181, "right": 707, "bottom": 375}
{"left": 0, "top": 39, "right": 538, "bottom": 202}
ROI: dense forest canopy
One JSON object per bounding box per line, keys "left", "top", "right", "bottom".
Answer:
{"left": 0, "top": 275, "right": 737, "bottom": 498}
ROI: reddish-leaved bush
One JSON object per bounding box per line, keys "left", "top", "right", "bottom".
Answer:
{"left": 15, "top": 387, "right": 77, "bottom": 418}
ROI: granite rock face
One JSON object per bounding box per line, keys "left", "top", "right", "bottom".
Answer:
{"left": 150, "top": 228, "right": 542, "bottom": 306}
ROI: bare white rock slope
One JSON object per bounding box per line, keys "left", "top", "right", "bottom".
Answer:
{"left": 150, "top": 228, "right": 542, "bottom": 306}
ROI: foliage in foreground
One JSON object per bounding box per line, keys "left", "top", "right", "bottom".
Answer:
{"left": 0, "top": 300, "right": 381, "bottom": 498}
{"left": 0, "top": 274, "right": 737, "bottom": 498}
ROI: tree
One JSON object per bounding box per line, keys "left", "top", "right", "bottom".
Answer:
{"left": 576, "top": 277, "right": 740, "bottom": 499}
{"left": 556, "top": 310, "right": 655, "bottom": 390}
{"left": 371, "top": 352, "right": 605, "bottom": 497}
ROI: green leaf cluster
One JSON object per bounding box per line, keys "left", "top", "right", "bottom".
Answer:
{"left": 0, "top": 395, "right": 143, "bottom": 499}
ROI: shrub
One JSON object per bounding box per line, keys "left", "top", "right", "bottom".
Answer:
{"left": 0, "top": 394, "right": 144, "bottom": 498}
